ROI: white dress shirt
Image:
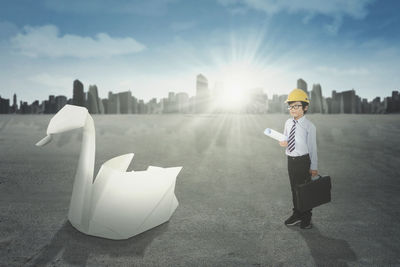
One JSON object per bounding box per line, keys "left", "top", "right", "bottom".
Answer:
{"left": 283, "top": 116, "right": 318, "bottom": 170}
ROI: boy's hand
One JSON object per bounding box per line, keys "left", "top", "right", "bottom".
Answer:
{"left": 279, "top": 140, "right": 288, "bottom": 147}
{"left": 310, "top": 169, "right": 318, "bottom": 177}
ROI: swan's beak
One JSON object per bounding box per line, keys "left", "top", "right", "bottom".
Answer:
{"left": 35, "top": 134, "right": 53, "bottom": 147}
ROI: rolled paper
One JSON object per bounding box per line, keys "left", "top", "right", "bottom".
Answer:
{"left": 264, "top": 128, "right": 287, "bottom": 142}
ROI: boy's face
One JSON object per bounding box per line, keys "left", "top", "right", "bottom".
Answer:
{"left": 289, "top": 101, "right": 308, "bottom": 119}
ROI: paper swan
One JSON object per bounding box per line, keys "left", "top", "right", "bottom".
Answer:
{"left": 36, "top": 104, "right": 182, "bottom": 240}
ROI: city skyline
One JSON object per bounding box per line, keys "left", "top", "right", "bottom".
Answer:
{"left": 1, "top": 0, "right": 400, "bottom": 103}
{"left": 1, "top": 75, "right": 399, "bottom": 115}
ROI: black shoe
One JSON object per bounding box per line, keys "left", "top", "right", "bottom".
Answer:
{"left": 300, "top": 217, "right": 312, "bottom": 229}
{"left": 284, "top": 213, "right": 301, "bottom": 226}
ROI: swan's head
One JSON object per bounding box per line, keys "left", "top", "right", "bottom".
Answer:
{"left": 36, "top": 104, "right": 89, "bottom": 147}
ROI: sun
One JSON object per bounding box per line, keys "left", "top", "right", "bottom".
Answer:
{"left": 213, "top": 61, "right": 266, "bottom": 110}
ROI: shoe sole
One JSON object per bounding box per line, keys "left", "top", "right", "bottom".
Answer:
{"left": 300, "top": 223, "right": 313, "bottom": 229}
{"left": 285, "top": 219, "right": 301, "bottom": 226}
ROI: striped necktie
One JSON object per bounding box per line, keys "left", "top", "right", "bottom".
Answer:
{"left": 288, "top": 120, "right": 296, "bottom": 152}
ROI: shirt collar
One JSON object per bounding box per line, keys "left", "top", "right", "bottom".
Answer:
{"left": 294, "top": 115, "right": 306, "bottom": 126}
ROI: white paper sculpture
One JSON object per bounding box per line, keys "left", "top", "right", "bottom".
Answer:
{"left": 263, "top": 128, "right": 287, "bottom": 142}
{"left": 36, "top": 104, "right": 182, "bottom": 240}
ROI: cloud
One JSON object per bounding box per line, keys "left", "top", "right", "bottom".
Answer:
{"left": 11, "top": 25, "right": 146, "bottom": 58}
{"left": 217, "top": 0, "right": 375, "bottom": 33}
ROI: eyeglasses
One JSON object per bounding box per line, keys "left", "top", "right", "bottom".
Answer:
{"left": 287, "top": 105, "right": 302, "bottom": 110}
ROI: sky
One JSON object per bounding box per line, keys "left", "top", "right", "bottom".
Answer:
{"left": 0, "top": 0, "right": 399, "bottom": 103}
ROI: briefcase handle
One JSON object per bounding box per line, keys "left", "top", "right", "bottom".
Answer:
{"left": 311, "top": 174, "right": 322, "bottom": 181}
{"left": 310, "top": 175, "right": 332, "bottom": 190}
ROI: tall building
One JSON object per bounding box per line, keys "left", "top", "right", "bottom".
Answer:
{"left": 297, "top": 79, "right": 308, "bottom": 93}
{"left": 118, "top": 91, "right": 132, "bottom": 114}
{"left": 392, "top": 90, "right": 400, "bottom": 112}
{"left": 102, "top": 99, "right": 108, "bottom": 114}
{"left": 0, "top": 96, "right": 10, "bottom": 114}
{"left": 279, "top": 94, "right": 289, "bottom": 114}
{"left": 107, "top": 91, "right": 120, "bottom": 114}
{"left": 73, "top": 80, "right": 85, "bottom": 107}
{"left": 87, "top": 85, "right": 100, "bottom": 114}
{"left": 342, "top": 89, "right": 357, "bottom": 113}
{"left": 55, "top": 95, "right": 67, "bottom": 112}
{"left": 176, "top": 92, "right": 189, "bottom": 113}
{"left": 195, "top": 74, "right": 210, "bottom": 113}
{"left": 44, "top": 95, "right": 56, "bottom": 114}
{"left": 310, "top": 84, "right": 324, "bottom": 113}
{"left": 325, "top": 97, "right": 332, "bottom": 114}
{"left": 19, "top": 101, "right": 29, "bottom": 114}
{"left": 138, "top": 99, "right": 146, "bottom": 114}
{"left": 355, "top": 95, "right": 362, "bottom": 113}
{"left": 331, "top": 90, "right": 343, "bottom": 113}
{"left": 11, "top": 93, "right": 17, "bottom": 113}
{"left": 161, "top": 97, "right": 168, "bottom": 113}
{"left": 371, "top": 96, "right": 385, "bottom": 114}
{"left": 166, "top": 92, "right": 177, "bottom": 113}
{"left": 322, "top": 97, "right": 329, "bottom": 114}
{"left": 147, "top": 98, "right": 160, "bottom": 114}
{"left": 267, "top": 94, "right": 280, "bottom": 113}
{"left": 31, "top": 100, "right": 41, "bottom": 114}
{"left": 98, "top": 98, "right": 105, "bottom": 114}
{"left": 361, "top": 98, "right": 371, "bottom": 113}
{"left": 131, "top": 96, "right": 138, "bottom": 114}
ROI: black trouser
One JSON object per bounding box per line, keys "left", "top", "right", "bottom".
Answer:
{"left": 288, "top": 154, "right": 312, "bottom": 219}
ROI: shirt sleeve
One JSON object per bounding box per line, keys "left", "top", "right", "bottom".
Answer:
{"left": 307, "top": 123, "right": 318, "bottom": 170}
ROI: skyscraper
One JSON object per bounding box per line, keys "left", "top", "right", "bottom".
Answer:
{"left": 12, "top": 93, "right": 17, "bottom": 113}
{"left": 147, "top": 98, "right": 159, "bottom": 114}
{"left": 102, "top": 99, "right": 108, "bottom": 114}
{"left": 342, "top": 89, "right": 357, "bottom": 113}
{"left": 87, "top": 85, "right": 100, "bottom": 114}
{"left": 0, "top": 96, "right": 10, "bottom": 114}
{"left": 55, "top": 95, "right": 67, "bottom": 112}
{"left": 371, "top": 97, "right": 384, "bottom": 113}
{"left": 31, "top": 100, "right": 40, "bottom": 114}
{"left": 195, "top": 74, "right": 210, "bottom": 113}
{"left": 48, "top": 95, "right": 56, "bottom": 113}
{"left": 297, "top": 79, "right": 308, "bottom": 93}
{"left": 310, "top": 84, "right": 323, "bottom": 113}
{"left": 361, "top": 98, "right": 371, "bottom": 113}
{"left": 118, "top": 91, "right": 132, "bottom": 113}
{"left": 176, "top": 92, "right": 189, "bottom": 113}
{"left": 107, "top": 91, "right": 120, "bottom": 114}
{"left": 392, "top": 90, "right": 400, "bottom": 112}
{"left": 138, "top": 99, "right": 146, "bottom": 114}
{"left": 73, "top": 80, "right": 85, "bottom": 107}
{"left": 331, "top": 90, "right": 343, "bottom": 113}
{"left": 132, "top": 96, "right": 138, "bottom": 114}
{"left": 167, "top": 92, "right": 177, "bottom": 113}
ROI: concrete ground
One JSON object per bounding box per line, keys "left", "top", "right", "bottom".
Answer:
{"left": 0, "top": 114, "right": 399, "bottom": 266}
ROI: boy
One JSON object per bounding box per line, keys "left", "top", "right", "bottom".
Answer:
{"left": 279, "top": 88, "right": 318, "bottom": 229}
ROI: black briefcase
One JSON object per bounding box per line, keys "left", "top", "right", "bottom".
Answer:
{"left": 296, "top": 175, "right": 331, "bottom": 212}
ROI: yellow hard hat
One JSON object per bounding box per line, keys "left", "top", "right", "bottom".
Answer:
{"left": 285, "top": 88, "right": 310, "bottom": 103}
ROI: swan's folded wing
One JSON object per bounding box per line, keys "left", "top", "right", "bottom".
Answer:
{"left": 89, "top": 166, "right": 182, "bottom": 238}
